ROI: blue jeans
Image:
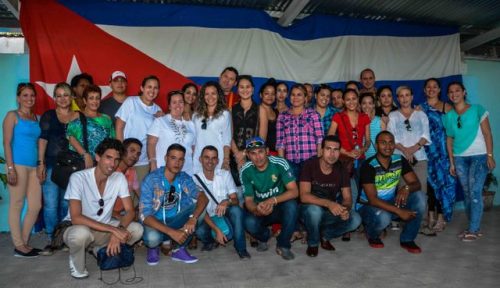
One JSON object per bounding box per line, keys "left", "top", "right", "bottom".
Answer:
{"left": 454, "top": 155, "right": 488, "bottom": 233}
{"left": 244, "top": 199, "right": 298, "bottom": 249}
{"left": 42, "top": 167, "right": 68, "bottom": 238}
{"left": 359, "top": 191, "right": 426, "bottom": 242}
{"left": 142, "top": 204, "right": 195, "bottom": 248}
{"left": 300, "top": 204, "right": 361, "bottom": 247}
{"left": 196, "top": 205, "right": 247, "bottom": 252}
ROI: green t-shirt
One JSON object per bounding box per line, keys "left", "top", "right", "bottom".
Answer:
{"left": 67, "top": 114, "right": 115, "bottom": 158}
{"left": 240, "top": 156, "right": 295, "bottom": 203}
{"left": 443, "top": 104, "right": 487, "bottom": 155}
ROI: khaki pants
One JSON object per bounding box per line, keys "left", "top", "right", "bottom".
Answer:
{"left": 8, "top": 165, "right": 42, "bottom": 247}
{"left": 63, "top": 220, "right": 143, "bottom": 273}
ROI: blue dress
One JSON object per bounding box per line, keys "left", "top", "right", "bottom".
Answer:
{"left": 421, "top": 102, "right": 456, "bottom": 221}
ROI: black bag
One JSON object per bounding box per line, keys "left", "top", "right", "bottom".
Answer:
{"left": 96, "top": 244, "right": 142, "bottom": 285}
{"left": 97, "top": 244, "right": 135, "bottom": 271}
{"left": 51, "top": 112, "right": 88, "bottom": 189}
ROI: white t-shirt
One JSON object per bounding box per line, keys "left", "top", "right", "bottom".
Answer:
{"left": 387, "top": 110, "right": 432, "bottom": 161}
{"left": 116, "top": 96, "right": 162, "bottom": 166}
{"left": 147, "top": 114, "right": 196, "bottom": 175}
{"left": 194, "top": 169, "right": 237, "bottom": 216}
{"left": 64, "top": 168, "right": 130, "bottom": 224}
{"left": 192, "top": 111, "right": 232, "bottom": 173}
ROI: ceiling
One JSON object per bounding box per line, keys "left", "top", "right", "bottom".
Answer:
{"left": 2, "top": 0, "right": 500, "bottom": 59}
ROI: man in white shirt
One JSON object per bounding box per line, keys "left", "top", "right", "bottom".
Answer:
{"left": 63, "top": 138, "right": 143, "bottom": 279}
{"left": 194, "top": 145, "right": 250, "bottom": 259}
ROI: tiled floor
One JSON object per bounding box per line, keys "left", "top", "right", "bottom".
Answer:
{"left": 0, "top": 208, "right": 499, "bottom": 288}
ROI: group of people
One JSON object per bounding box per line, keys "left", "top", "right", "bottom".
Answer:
{"left": 2, "top": 66, "right": 495, "bottom": 279}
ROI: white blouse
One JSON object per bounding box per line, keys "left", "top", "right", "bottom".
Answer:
{"left": 387, "top": 110, "right": 432, "bottom": 161}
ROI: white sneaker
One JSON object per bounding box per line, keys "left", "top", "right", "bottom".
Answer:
{"left": 69, "top": 255, "right": 89, "bottom": 279}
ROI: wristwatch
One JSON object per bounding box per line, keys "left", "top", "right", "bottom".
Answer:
{"left": 189, "top": 214, "right": 197, "bottom": 221}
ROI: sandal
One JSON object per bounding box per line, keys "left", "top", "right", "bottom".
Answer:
{"left": 461, "top": 233, "right": 479, "bottom": 242}
{"left": 290, "top": 231, "right": 304, "bottom": 243}
{"left": 433, "top": 220, "right": 446, "bottom": 232}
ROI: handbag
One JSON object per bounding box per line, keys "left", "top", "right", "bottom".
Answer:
{"left": 96, "top": 244, "right": 135, "bottom": 271}
{"left": 194, "top": 174, "right": 232, "bottom": 240}
{"left": 95, "top": 244, "right": 143, "bottom": 285}
{"left": 51, "top": 112, "right": 88, "bottom": 189}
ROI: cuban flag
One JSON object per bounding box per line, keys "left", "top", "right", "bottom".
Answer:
{"left": 21, "top": 0, "right": 462, "bottom": 115}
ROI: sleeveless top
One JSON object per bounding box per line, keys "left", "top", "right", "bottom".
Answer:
{"left": 12, "top": 111, "right": 40, "bottom": 167}
{"left": 365, "top": 116, "right": 382, "bottom": 159}
{"left": 267, "top": 109, "right": 278, "bottom": 152}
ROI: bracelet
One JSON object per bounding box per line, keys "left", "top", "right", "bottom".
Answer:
{"left": 37, "top": 160, "right": 45, "bottom": 165}
{"left": 273, "top": 196, "right": 278, "bottom": 206}
{"left": 149, "top": 158, "right": 157, "bottom": 162}
{"left": 7, "top": 166, "right": 14, "bottom": 170}
{"left": 487, "top": 153, "right": 494, "bottom": 158}
{"left": 81, "top": 151, "right": 88, "bottom": 156}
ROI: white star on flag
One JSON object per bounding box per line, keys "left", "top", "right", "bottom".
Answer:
{"left": 36, "top": 55, "right": 111, "bottom": 99}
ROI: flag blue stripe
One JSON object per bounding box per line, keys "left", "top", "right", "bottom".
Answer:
{"left": 60, "top": 0, "right": 458, "bottom": 40}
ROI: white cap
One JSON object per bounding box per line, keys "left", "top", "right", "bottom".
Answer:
{"left": 110, "top": 71, "right": 127, "bottom": 81}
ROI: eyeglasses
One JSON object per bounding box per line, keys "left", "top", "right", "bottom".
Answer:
{"left": 352, "top": 128, "right": 358, "bottom": 140}
{"left": 404, "top": 119, "right": 412, "bottom": 131}
{"left": 97, "top": 198, "right": 104, "bottom": 216}
{"left": 457, "top": 116, "right": 462, "bottom": 129}
{"left": 201, "top": 119, "right": 207, "bottom": 130}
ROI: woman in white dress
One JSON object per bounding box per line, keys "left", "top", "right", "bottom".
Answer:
{"left": 192, "top": 81, "right": 232, "bottom": 174}
{"left": 147, "top": 90, "right": 196, "bottom": 175}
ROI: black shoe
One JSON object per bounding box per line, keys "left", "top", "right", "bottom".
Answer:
{"left": 237, "top": 250, "right": 251, "bottom": 260}
{"left": 201, "top": 242, "right": 215, "bottom": 251}
{"left": 320, "top": 239, "right": 335, "bottom": 251}
{"left": 341, "top": 232, "right": 351, "bottom": 242}
{"left": 250, "top": 239, "right": 258, "bottom": 248}
{"left": 306, "top": 246, "right": 318, "bottom": 257}
{"left": 14, "top": 248, "right": 39, "bottom": 258}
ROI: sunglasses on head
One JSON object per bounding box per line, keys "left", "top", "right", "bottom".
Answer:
{"left": 167, "top": 186, "right": 176, "bottom": 204}
{"left": 201, "top": 119, "right": 207, "bottom": 130}
{"left": 246, "top": 140, "right": 265, "bottom": 150}
{"left": 97, "top": 198, "right": 104, "bottom": 216}
{"left": 457, "top": 116, "right": 462, "bottom": 129}
{"left": 404, "top": 119, "right": 412, "bottom": 131}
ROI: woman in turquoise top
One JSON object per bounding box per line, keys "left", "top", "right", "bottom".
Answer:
{"left": 360, "top": 93, "right": 385, "bottom": 159}
{"left": 443, "top": 82, "right": 495, "bottom": 242}
{"left": 2, "top": 83, "right": 42, "bottom": 257}
{"left": 420, "top": 78, "right": 456, "bottom": 233}
{"left": 67, "top": 85, "right": 115, "bottom": 168}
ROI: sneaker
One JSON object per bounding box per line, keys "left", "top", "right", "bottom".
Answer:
{"left": 146, "top": 247, "right": 160, "bottom": 266}
{"left": 400, "top": 241, "right": 422, "bottom": 254}
{"left": 14, "top": 248, "right": 39, "bottom": 258}
{"left": 276, "top": 246, "right": 295, "bottom": 260}
{"left": 256, "top": 241, "right": 268, "bottom": 252}
{"left": 237, "top": 249, "right": 251, "bottom": 260}
{"left": 390, "top": 221, "right": 400, "bottom": 231}
{"left": 171, "top": 247, "right": 198, "bottom": 264}
{"left": 368, "top": 238, "right": 384, "bottom": 249}
{"left": 39, "top": 245, "right": 54, "bottom": 256}
{"left": 69, "top": 256, "right": 89, "bottom": 279}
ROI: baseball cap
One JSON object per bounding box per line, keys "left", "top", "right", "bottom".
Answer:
{"left": 245, "top": 136, "right": 267, "bottom": 150}
{"left": 110, "top": 71, "right": 127, "bottom": 81}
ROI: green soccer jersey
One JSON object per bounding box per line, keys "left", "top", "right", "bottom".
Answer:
{"left": 240, "top": 156, "right": 295, "bottom": 203}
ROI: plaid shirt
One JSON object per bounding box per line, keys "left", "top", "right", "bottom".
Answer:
{"left": 276, "top": 108, "right": 324, "bottom": 163}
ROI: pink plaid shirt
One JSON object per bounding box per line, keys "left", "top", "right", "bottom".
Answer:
{"left": 276, "top": 108, "right": 324, "bottom": 163}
